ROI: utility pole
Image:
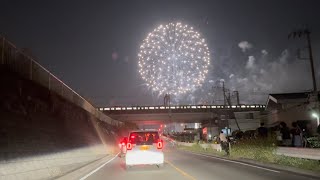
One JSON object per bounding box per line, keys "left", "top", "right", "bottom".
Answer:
{"left": 222, "top": 81, "right": 226, "bottom": 105}
{"left": 222, "top": 81, "right": 231, "bottom": 106}
{"left": 234, "top": 91, "right": 240, "bottom": 105}
{"left": 164, "top": 94, "right": 171, "bottom": 107}
{"left": 289, "top": 28, "right": 317, "bottom": 93}
{"left": 289, "top": 28, "right": 319, "bottom": 128}
{"left": 306, "top": 30, "right": 317, "bottom": 94}
{"left": 164, "top": 93, "right": 172, "bottom": 134}
{"left": 222, "top": 82, "right": 241, "bottom": 132}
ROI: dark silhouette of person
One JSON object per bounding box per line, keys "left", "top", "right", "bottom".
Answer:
{"left": 280, "top": 122, "right": 291, "bottom": 146}
{"left": 257, "top": 123, "right": 268, "bottom": 138}
{"left": 147, "top": 133, "right": 154, "bottom": 143}
{"left": 290, "top": 122, "right": 302, "bottom": 147}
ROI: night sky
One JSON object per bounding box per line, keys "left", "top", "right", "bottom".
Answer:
{"left": 1, "top": 0, "right": 320, "bottom": 106}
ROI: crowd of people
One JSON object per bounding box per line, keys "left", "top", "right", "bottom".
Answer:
{"left": 217, "top": 121, "right": 320, "bottom": 155}
{"left": 256, "top": 122, "right": 319, "bottom": 147}
{"left": 276, "top": 122, "right": 307, "bottom": 147}
{"left": 216, "top": 122, "right": 320, "bottom": 155}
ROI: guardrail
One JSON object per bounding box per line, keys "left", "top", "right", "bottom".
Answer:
{"left": 98, "top": 104, "right": 266, "bottom": 111}
{"left": 0, "top": 35, "right": 122, "bottom": 127}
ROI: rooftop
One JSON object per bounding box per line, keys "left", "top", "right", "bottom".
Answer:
{"left": 269, "top": 92, "right": 310, "bottom": 100}
{"left": 266, "top": 91, "right": 317, "bottom": 110}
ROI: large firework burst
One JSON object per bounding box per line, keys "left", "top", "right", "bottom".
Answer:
{"left": 138, "top": 22, "right": 210, "bottom": 96}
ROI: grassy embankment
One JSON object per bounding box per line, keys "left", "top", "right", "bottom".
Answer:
{"left": 178, "top": 139, "right": 320, "bottom": 171}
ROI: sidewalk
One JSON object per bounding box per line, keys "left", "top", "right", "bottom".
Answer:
{"left": 276, "top": 147, "right": 320, "bottom": 160}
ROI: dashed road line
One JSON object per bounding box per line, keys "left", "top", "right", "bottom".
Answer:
{"left": 165, "top": 160, "right": 197, "bottom": 180}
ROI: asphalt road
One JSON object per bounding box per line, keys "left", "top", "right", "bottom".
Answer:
{"left": 84, "top": 144, "right": 317, "bottom": 180}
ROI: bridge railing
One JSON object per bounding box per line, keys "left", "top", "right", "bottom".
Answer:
{"left": 98, "top": 104, "right": 266, "bottom": 111}
{"left": 0, "top": 35, "right": 122, "bottom": 127}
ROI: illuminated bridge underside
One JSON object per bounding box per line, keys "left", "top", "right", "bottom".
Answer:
{"left": 98, "top": 104, "right": 266, "bottom": 124}
{"left": 107, "top": 113, "right": 213, "bottom": 124}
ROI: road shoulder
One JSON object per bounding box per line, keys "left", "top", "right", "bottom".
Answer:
{"left": 56, "top": 153, "right": 118, "bottom": 180}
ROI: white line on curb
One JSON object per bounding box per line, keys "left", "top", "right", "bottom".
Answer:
{"left": 79, "top": 153, "right": 119, "bottom": 180}
{"left": 185, "top": 151, "right": 280, "bottom": 173}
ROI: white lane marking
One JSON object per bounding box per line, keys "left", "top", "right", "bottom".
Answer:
{"left": 185, "top": 151, "right": 280, "bottom": 173}
{"left": 79, "top": 153, "right": 119, "bottom": 180}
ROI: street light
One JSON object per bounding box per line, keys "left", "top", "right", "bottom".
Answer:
{"left": 311, "top": 113, "right": 320, "bottom": 126}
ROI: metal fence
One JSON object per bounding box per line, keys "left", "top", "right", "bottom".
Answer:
{"left": 0, "top": 35, "right": 122, "bottom": 127}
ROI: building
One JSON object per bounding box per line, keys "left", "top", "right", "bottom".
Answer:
{"left": 201, "top": 111, "right": 263, "bottom": 140}
{"left": 228, "top": 111, "right": 262, "bottom": 132}
{"left": 266, "top": 92, "right": 319, "bottom": 135}
{"left": 163, "top": 122, "right": 200, "bottom": 133}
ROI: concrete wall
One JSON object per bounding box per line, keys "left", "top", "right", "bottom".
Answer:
{"left": 0, "top": 67, "right": 119, "bottom": 180}
{"left": 0, "top": 36, "right": 122, "bottom": 127}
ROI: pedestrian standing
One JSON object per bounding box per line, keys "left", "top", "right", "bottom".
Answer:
{"left": 280, "top": 122, "right": 291, "bottom": 146}
{"left": 257, "top": 123, "right": 268, "bottom": 138}
{"left": 290, "top": 122, "right": 302, "bottom": 147}
{"left": 219, "top": 131, "right": 229, "bottom": 155}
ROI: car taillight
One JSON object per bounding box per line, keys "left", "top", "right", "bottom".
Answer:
{"left": 119, "top": 141, "right": 126, "bottom": 148}
{"left": 157, "top": 140, "right": 163, "bottom": 149}
{"left": 127, "top": 142, "right": 133, "bottom": 150}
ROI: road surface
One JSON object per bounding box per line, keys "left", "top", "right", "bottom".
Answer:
{"left": 83, "top": 144, "right": 316, "bottom": 180}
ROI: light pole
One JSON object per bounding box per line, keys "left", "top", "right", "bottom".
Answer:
{"left": 312, "top": 113, "right": 320, "bottom": 126}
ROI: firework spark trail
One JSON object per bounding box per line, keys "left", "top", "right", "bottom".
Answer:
{"left": 138, "top": 22, "right": 210, "bottom": 96}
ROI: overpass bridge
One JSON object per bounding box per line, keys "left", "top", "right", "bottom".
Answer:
{"left": 98, "top": 104, "right": 266, "bottom": 125}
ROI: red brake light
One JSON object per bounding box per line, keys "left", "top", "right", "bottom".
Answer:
{"left": 130, "top": 135, "right": 135, "bottom": 139}
{"left": 157, "top": 140, "right": 163, "bottom": 149}
{"left": 127, "top": 142, "right": 132, "bottom": 150}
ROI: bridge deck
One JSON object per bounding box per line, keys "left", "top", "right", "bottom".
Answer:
{"left": 98, "top": 104, "right": 266, "bottom": 115}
